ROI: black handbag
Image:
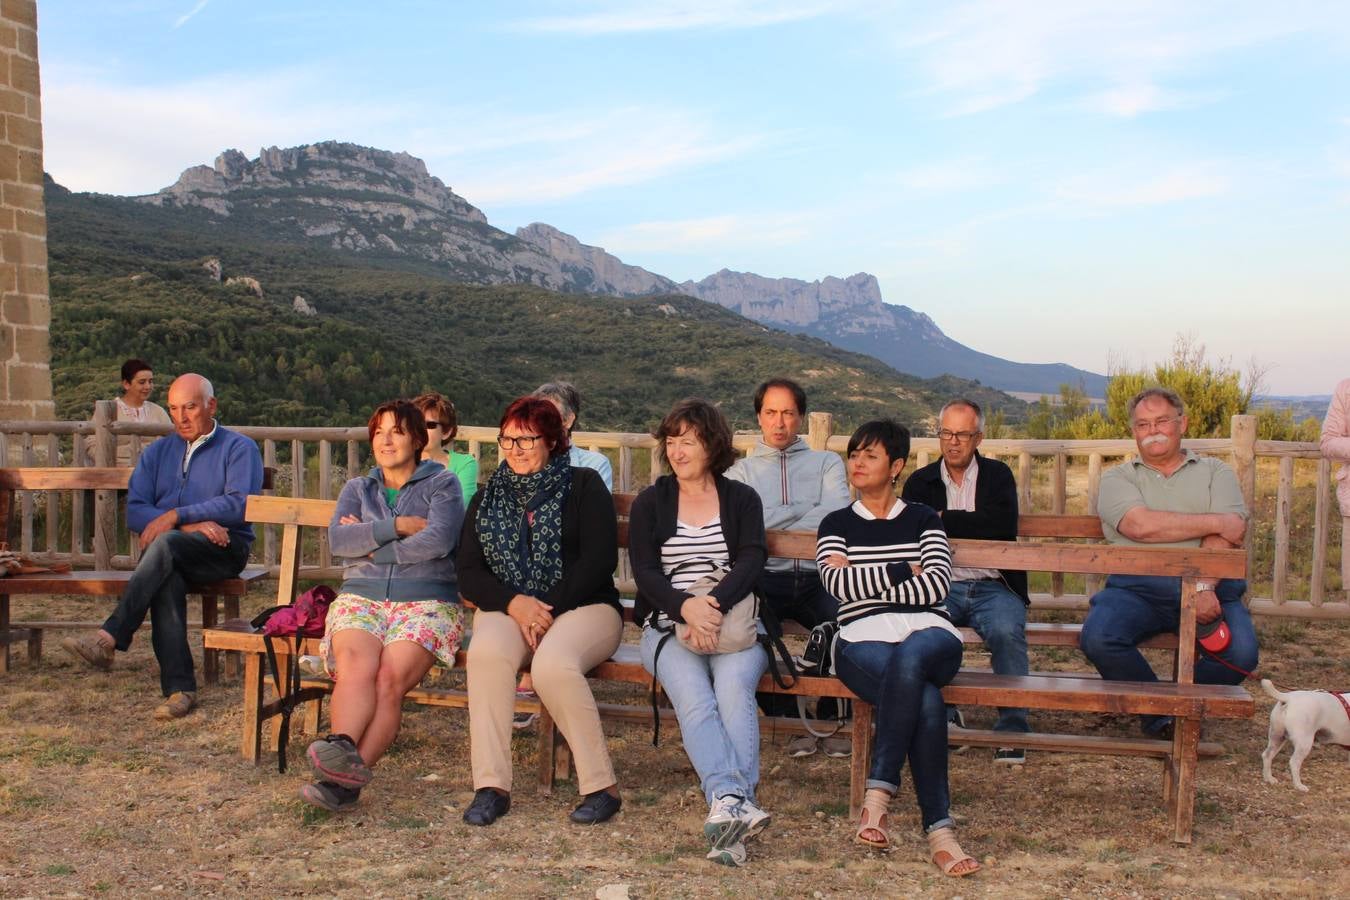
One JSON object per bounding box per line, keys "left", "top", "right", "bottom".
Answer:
{"left": 795, "top": 621, "right": 848, "bottom": 738}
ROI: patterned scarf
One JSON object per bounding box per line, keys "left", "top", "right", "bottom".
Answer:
{"left": 475, "top": 453, "right": 571, "bottom": 596}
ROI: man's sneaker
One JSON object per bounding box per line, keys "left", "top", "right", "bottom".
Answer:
{"left": 704, "top": 795, "right": 749, "bottom": 851}
{"left": 786, "top": 734, "right": 818, "bottom": 758}
{"left": 299, "top": 780, "right": 361, "bottom": 812}
{"left": 706, "top": 839, "right": 747, "bottom": 867}
{"left": 947, "top": 708, "right": 970, "bottom": 754}
{"left": 307, "top": 734, "right": 372, "bottom": 787}
{"left": 993, "top": 747, "right": 1026, "bottom": 766}
{"left": 61, "top": 632, "right": 113, "bottom": 671}
{"left": 734, "top": 797, "right": 771, "bottom": 839}
{"left": 154, "top": 691, "right": 196, "bottom": 720}
{"left": 821, "top": 734, "right": 852, "bottom": 759}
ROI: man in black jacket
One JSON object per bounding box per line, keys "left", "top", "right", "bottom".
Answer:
{"left": 901, "top": 399, "right": 1030, "bottom": 764}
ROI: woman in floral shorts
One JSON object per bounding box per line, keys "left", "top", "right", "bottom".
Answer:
{"left": 299, "top": 399, "right": 467, "bottom": 813}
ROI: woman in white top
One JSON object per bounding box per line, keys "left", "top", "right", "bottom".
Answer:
{"left": 816, "top": 419, "right": 979, "bottom": 877}
{"left": 91, "top": 359, "right": 171, "bottom": 466}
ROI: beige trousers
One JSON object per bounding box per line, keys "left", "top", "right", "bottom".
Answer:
{"left": 467, "top": 603, "right": 623, "bottom": 795}
{"left": 1342, "top": 517, "right": 1349, "bottom": 593}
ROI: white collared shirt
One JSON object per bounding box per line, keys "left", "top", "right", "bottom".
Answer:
{"left": 182, "top": 420, "right": 219, "bottom": 474}
{"left": 940, "top": 457, "right": 1002, "bottom": 582}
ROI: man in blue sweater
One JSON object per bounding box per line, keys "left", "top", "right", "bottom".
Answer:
{"left": 63, "top": 374, "right": 263, "bottom": 719}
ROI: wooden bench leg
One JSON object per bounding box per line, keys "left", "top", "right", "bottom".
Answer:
{"left": 224, "top": 597, "right": 241, "bottom": 679}
{"left": 1171, "top": 717, "right": 1201, "bottom": 844}
{"left": 537, "top": 707, "right": 558, "bottom": 795}
{"left": 0, "top": 593, "right": 10, "bottom": 675}
{"left": 849, "top": 701, "right": 874, "bottom": 820}
{"left": 241, "top": 651, "right": 265, "bottom": 763}
{"left": 27, "top": 626, "right": 42, "bottom": 664}
{"left": 201, "top": 593, "right": 220, "bottom": 686}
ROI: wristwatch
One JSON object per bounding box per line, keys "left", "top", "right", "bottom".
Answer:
{"left": 1194, "top": 581, "right": 1215, "bottom": 593}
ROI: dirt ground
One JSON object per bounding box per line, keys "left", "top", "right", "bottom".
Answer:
{"left": 2, "top": 592, "right": 1348, "bottom": 899}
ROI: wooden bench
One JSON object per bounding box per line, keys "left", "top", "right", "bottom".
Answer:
{"left": 0, "top": 466, "right": 271, "bottom": 681}
{"left": 207, "top": 491, "right": 1251, "bottom": 842}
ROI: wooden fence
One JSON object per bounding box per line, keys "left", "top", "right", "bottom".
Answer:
{"left": 2, "top": 405, "right": 1344, "bottom": 619}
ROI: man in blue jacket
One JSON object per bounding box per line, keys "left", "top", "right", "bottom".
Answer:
{"left": 901, "top": 398, "right": 1031, "bottom": 764}
{"left": 63, "top": 374, "right": 263, "bottom": 719}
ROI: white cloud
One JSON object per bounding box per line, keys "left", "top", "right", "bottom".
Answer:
{"left": 173, "top": 0, "right": 211, "bottom": 29}
{"left": 895, "top": 1, "right": 1340, "bottom": 117}
{"left": 594, "top": 213, "right": 811, "bottom": 255}
{"left": 512, "top": 0, "right": 846, "bottom": 35}
{"left": 1054, "top": 162, "right": 1231, "bottom": 210}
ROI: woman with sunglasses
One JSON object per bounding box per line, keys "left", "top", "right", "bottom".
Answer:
{"left": 413, "top": 392, "right": 479, "bottom": 504}
{"left": 456, "top": 396, "right": 624, "bottom": 827}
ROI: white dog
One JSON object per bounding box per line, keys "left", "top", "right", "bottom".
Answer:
{"left": 1260, "top": 679, "right": 1350, "bottom": 792}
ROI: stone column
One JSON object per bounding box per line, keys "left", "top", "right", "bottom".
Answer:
{"left": 0, "top": 0, "right": 52, "bottom": 422}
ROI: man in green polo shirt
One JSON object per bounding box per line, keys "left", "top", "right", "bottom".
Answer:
{"left": 1079, "top": 387, "right": 1259, "bottom": 738}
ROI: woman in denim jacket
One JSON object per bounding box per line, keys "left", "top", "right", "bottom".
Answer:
{"left": 299, "top": 399, "right": 465, "bottom": 812}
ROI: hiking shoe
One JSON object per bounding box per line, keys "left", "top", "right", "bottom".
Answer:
{"left": 297, "top": 655, "right": 325, "bottom": 677}
{"left": 300, "top": 780, "right": 360, "bottom": 812}
{"left": 307, "top": 734, "right": 372, "bottom": 788}
{"left": 994, "top": 747, "right": 1026, "bottom": 766}
{"left": 154, "top": 691, "right": 197, "bottom": 720}
{"left": 61, "top": 632, "right": 113, "bottom": 671}
{"left": 706, "top": 840, "right": 748, "bottom": 867}
{"left": 704, "top": 795, "right": 749, "bottom": 851}
{"left": 787, "top": 735, "right": 818, "bottom": 758}
{"left": 570, "top": 790, "right": 622, "bottom": 825}
{"left": 734, "top": 797, "right": 771, "bottom": 839}
{"left": 947, "top": 708, "right": 970, "bottom": 754}
{"left": 821, "top": 735, "right": 852, "bottom": 759}
{"left": 463, "top": 788, "right": 510, "bottom": 826}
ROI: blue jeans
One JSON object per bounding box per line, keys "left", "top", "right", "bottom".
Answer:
{"left": 102, "top": 530, "right": 250, "bottom": 696}
{"left": 836, "top": 628, "right": 964, "bottom": 832}
{"left": 640, "top": 625, "right": 768, "bottom": 804}
{"left": 1080, "top": 575, "right": 1259, "bottom": 734}
{"left": 944, "top": 579, "right": 1029, "bottom": 732}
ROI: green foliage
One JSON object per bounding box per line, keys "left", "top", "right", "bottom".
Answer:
{"left": 45, "top": 182, "right": 1024, "bottom": 432}
{"left": 1021, "top": 336, "right": 1255, "bottom": 439}
{"left": 1253, "top": 408, "right": 1322, "bottom": 442}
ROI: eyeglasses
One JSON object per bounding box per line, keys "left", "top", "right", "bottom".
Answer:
{"left": 1132, "top": 416, "right": 1181, "bottom": 433}
{"left": 938, "top": 429, "right": 981, "bottom": 443}
{"left": 497, "top": 434, "right": 540, "bottom": 450}
{"left": 425, "top": 421, "right": 443, "bottom": 431}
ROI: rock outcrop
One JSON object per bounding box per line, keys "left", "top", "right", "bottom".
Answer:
{"left": 516, "top": 223, "right": 678, "bottom": 296}
{"left": 225, "top": 276, "right": 263, "bottom": 298}
{"left": 292, "top": 295, "right": 316, "bottom": 316}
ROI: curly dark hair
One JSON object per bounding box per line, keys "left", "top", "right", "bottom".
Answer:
{"left": 499, "top": 396, "right": 570, "bottom": 458}
{"left": 652, "top": 398, "right": 737, "bottom": 476}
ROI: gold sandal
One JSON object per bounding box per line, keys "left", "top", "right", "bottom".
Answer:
{"left": 855, "top": 788, "right": 892, "bottom": 849}
{"left": 928, "top": 826, "right": 980, "bottom": 877}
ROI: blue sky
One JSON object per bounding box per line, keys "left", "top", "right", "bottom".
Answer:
{"left": 37, "top": 1, "right": 1350, "bottom": 395}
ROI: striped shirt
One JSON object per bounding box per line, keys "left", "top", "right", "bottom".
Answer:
{"left": 816, "top": 499, "right": 960, "bottom": 642}
{"left": 661, "top": 517, "right": 730, "bottom": 593}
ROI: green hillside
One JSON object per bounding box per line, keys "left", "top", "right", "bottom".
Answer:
{"left": 45, "top": 180, "right": 1023, "bottom": 432}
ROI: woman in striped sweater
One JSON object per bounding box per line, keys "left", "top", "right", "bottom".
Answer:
{"left": 816, "top": 419, "right": 980, "bottom": 877}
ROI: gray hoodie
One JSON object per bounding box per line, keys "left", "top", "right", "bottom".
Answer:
{"left": 328, "top": 459, "right": 464, "bottom": 602}
{"left": 725, "top": 437, "right": 851, "bottom": 572}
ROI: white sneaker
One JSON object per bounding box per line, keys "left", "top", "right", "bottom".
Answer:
{"left": 735, "top": 797, "right": 771, "bottom": 838}
{"left": 704, "top": 795, "right": 749, "bottom": 850}
{"left": 706, "top": 839, "right": 747, "bottom": 867}
{"left": 297, "top": 655, "right": 325, "bottom": 677}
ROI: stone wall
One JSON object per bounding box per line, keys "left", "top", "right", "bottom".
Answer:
{"left": 0, "top": 0, "right": 51, "bottom": 421}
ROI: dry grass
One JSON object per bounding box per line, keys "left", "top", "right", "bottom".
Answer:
{"left": 2, "top": 591, "right": 1349, "bottom": 898}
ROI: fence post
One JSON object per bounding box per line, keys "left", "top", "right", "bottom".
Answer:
{"left": 92, "top": 400, "right": 118, "bottom": 569}
{"left": 1231, "top": 414, "right": 1257, "bottom": 582}
{"left": 807, "top": 412, "right": 833, "bottom": 451}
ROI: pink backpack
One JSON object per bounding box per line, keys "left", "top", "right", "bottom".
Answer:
{"left": 257, "top": 585, "right": 335, "bottom": 637}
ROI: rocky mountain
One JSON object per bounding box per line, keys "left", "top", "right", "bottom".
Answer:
{"left": 140, "top": 141, "right": 1102, "bottom": 395}
{"left": 680, "top": 270, "right": 1107, "bottom": 396}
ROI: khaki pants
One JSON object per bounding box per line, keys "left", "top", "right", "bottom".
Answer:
{"left": 467, "top": 603, "right": 623, "bottom": 795}
{"left": 1342, "top": 517, "right": 1349, "bottom": 593}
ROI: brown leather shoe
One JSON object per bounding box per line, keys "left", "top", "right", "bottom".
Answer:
{"left": 154, "top": 691, "right": 197, "bottom": 720}
{"left": 61, "top": 632, "right": 114, "bottom": 671}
